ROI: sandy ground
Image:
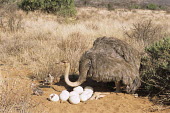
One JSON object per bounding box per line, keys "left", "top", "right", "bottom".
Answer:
{"left": 30, "top": 74, "right": 170, "bottom": 113}
{"left": 1, "top": 64, "right": 170, "bottom": 113}
{"left": 32, "top": 84, "right": 170, "bottom": 113}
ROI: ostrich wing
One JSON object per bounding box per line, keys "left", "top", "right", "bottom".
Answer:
{"left": 88, "top": 53, "right": 139, "bottom": 85}
{"left": 85, "top": 37, "right": 141, "bottom": 84}
{"left": 83, "top": 37, "right": 141, "bottom": 93}
{"left": 92, "top": 37, "right": 141, "bottom": 68}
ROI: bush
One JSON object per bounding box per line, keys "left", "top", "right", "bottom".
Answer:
{"left": 107, "top": 3, "right": 115, "bottom": 11}
{"left": 125, "top": 20, "right": 164, "bottom": 47}
{"left": 140, "top": 37, "right": 170, "bottom": 105}
{"left": 18, "top": 0, "right": 42, "bottom": 11}
{"left": 19, "top": 0, "right": 76, "bottom": 16}
{"left": 146, "top": 4, "right": 158, "bottom": 10}
{"left": 129, "top": 4, "right": 141, "bottom": 9}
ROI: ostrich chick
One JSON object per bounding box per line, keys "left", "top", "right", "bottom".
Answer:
{"left": 43, "top": 74, "right": 54, "bottom": 85}
{"left": 31, "top": 83, "right": 44, "bottom": 96}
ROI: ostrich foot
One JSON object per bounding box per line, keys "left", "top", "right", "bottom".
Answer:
{"left": 90, "top": 92, "right": 111, "bottom": 100}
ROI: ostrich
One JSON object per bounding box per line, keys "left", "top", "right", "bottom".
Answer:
{"left": 31, "top": 83, "right": 44, "bottom": 96}
{"left": 63, "top": 37, "right": 141, "bottom": 94}
{"left": 43, "top": 74, "right": 54, "bottom": 85}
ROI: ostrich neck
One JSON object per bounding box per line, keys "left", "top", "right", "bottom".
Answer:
{"left": 64, "top": 63, "right": 81, "bottom": 87}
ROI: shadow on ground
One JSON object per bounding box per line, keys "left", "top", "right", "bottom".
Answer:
{"left": 53, "top": 74, "right": 119, "bottom": 92}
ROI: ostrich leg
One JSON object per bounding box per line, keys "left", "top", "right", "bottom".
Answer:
{"left": 90, "top": 81, "right": 122, "bottom": 100}
{"left": 115, "top": 81, "right": 121, "bottom": 93}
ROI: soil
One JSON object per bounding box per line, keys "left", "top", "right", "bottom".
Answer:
{"left": 32, "top": 83, "right": 170, "bottom": 113}
{"left": 1, "top": 67, "right": 170, "bottom": 113}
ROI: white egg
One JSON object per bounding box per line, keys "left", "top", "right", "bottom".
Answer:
{"left": 61, "top": 90, "right": 70, "bottom": 96}
{"left": 59, "top": 92, "right": 70, "bottom": 101}
{"left": 86, "top": 92, "right": 93, "bottom": 99}
{"left": 81, "top": 90, "right": 93, "bottom": 99}
{"left": 86, "top": 89, "right": 93, "bottom": 93}
{"left": 81, "top": 90, "right": 89, "bottom": 95}
{"left": 80, "top": 93, "right": 88, "bottom": 102}
{"left": 69, "top": 91, "right": 79, "bottom": 97}
{"left": 49, "top": 94, "right": 59, "bottom": 102}
{"left": 84, "top": 86, "right": 93, "bottom": 93}
{"left": 69, "top": 95, "right": 80, "bottom": 104}
{"left": 73, "top": 86, "right": 83, "bottom": 94}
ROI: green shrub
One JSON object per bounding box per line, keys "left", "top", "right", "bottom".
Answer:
{"left": 146, "top": 4, "right": 158, "bottom": 10}
{"left": 19, "top": 0, "right": 76, "bottom": 16}
{"left": 140, "top": 37, "right": 170, "bottom": 105}
{"left": 107, "top": 3, "right": 115, "bottom": 11}
{"left": 129, "top": 4, "right": 141, "bottom": 9}
{"left": 18, "top": 0, "right": 43, "bottom": 11}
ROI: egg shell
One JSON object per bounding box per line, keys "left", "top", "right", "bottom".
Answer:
{"left": 84, "top": 86, "right": 93, "bottom": 92}
{"left": 61, "top": 90, "right": 70, "bottom": 96}
{"left": 69, "top": 91, "right": 79, "bottom": 97}
{"left": 80, "top": 93, "right": 88, "bottom": 102}
{"left": 81, "top": 90, "right": 93, "bottom": 100}
{"left": 81, "top": 90, "right": 90, "bottom": 95}
{"left": 69, "top": 95, "right": 80, "bottom": 104}
{"left": 49, "top": 94, "right": 59, "bottom": 102}
{"left": 59, "top": 93, "right": 69, "bottom": 101}
{"left": 85, "top": 89, "right": 93, "bottom": 93}
{"left": 73, "top": 86, "right": 84, "bottom": 94}
{"left": 86, "top": 92, "right": 93, "bottom": 99}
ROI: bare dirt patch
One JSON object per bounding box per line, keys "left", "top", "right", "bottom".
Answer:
{"left": 32, "top": 84, "right": 170, "bottom": 113}
{"left": 1, "top": 67, "right": 169, "bottom": 113}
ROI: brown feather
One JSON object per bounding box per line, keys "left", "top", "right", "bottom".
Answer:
{"left": 79, "top": 37, "right": 141, "bottom": 93}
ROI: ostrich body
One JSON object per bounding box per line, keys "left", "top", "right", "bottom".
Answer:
{"left": 64, "top": 37, "right": 141, "bottom": 93}
{"left": 31, "top": 83, "right": 44, "bottom": 96}
{"left": 43, "top": 74, "right": 54, "bottom": 85}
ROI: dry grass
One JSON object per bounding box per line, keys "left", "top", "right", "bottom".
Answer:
{"left": 124, "top": 19, "right": 167, "bottom": 47}
{"left": 0, "top": 72, "right": 47, "bottom": 113}
{"left": 0, "top": 77, "right": 32, "bottom": 113}
{"left": 0, "top": 6, "right": 170, "bottom": 113}
{"left": 0, "top": 7, "right": 170, "bottom": 80}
